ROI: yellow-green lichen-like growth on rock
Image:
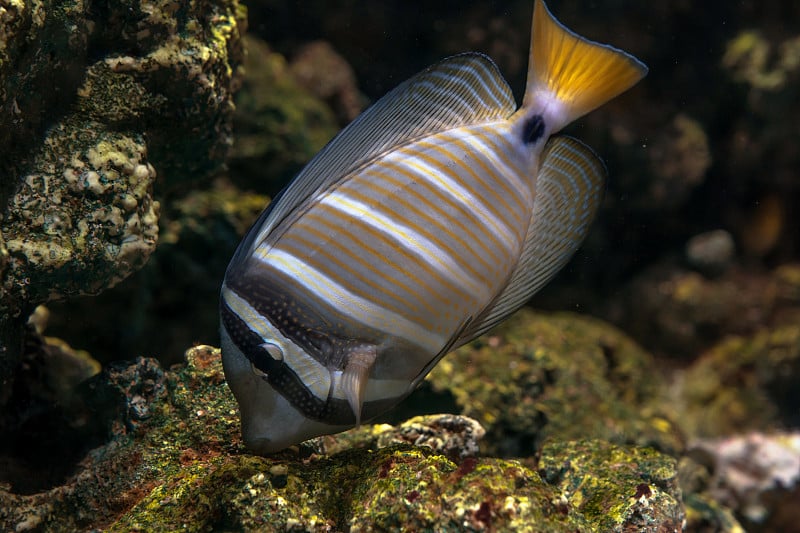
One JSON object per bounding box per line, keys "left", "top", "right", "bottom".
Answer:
{"left": 3, "top": 125, "right": 159, "bottom": 300}
{"left": 675, "top": 324, "right": 800, "bottom": 439}
{"left": 0, "top": 0, "right": 246, "bottom": 393}
{"left": 0, "top": 344, "right": 686, "bottom": 531}
{"left": 540, "top": 439, "right": 684, "bottom": 532}
{"left": 427, "top": 309, "right": 685, "bottom": 457}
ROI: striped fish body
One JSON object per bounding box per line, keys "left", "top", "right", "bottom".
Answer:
{"left": 259, "top": 121, "right": 533, "bottom": 372}
{"left": 221, "top": 0, "right": 647, "bottom": 454}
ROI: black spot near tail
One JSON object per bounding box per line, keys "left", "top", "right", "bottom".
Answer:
{"left": 522, "top": 114, "right": 545, "bottom": 144}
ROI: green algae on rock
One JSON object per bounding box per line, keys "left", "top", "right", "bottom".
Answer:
{"left": 41, "top": 177, "right": 270, "bottom": 368}
{"left": 540, "top": 439, "right": 684, "bottom": 532}
{"left": 3, "top": 123, "right": 159, "bottom": 306}
{"left": 0, "top": 344, "right": 686, "bottom": 532}
{"left": 298, "top": 413, "right": 488, "bottom": 461}
{"left": 114, "top": 442, "right": 682, "bottom": 532}
{"left": 619, "top": 263, "right": 800, "bottom": 361}
{"left": 426, "top": 309, "right": 684, "bottom": 457}
{"left": 375, "top": 413, "right": 486, "bottom": 461}
{"left": 348, "top": 448, "right": 572, "bottom": 532}
{"left": 0, "top": 120, "right": 159, "bottom": 399}
{"left": 0, "top": 346, "right": 239, "bottom": 531}
{"left": 38, "top": 33, "right": 346, "bottom": 365}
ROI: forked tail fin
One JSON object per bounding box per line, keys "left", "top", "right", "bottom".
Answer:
{"left": 523, "top": 0, "right": 648, "bottom": 131}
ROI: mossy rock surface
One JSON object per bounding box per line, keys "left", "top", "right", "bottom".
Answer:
{"left": 674, "top": 324, "right": 800, "bottom": 438}
{"left": 0, "top": 341, "right": 685, "bottom": 532}
{"left": 427, "top": 309, "right": 684, "bottom": 457}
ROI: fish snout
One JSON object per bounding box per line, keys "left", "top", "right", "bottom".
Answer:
{"left": 221, "top": 326, "right": 344, "bottom": 453}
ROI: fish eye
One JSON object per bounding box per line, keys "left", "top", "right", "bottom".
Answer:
{"left": 261, "top": 341, "right": 284, "bottom": 361}
{"left": 248, "top": 342, "right": 283, "bottom": 380}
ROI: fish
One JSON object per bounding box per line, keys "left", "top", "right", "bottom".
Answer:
{"left": 220, "top": 0, "right": 647, "bottom": 454}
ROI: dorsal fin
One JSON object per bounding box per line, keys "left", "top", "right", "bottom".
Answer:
{"left": 454, "top": 135, "right": 606, "bottom": 347}
{"left": 233, "top": 53, "right": 517, "bottom": 266}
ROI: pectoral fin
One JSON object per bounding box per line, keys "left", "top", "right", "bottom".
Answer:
{"left": 341, "top": 344, "right": 378, "bottom": 426}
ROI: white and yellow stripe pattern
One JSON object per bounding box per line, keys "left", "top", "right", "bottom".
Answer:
{"left": 254, "top": 121, "right": 532, "bottom": 354}
{"left": 220, "top": 0, "right": 647, "bottom": 451}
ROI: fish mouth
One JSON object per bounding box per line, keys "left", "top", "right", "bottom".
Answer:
{"left": 243, "top": 436, "right": 282, "bottom": 455}
{"left": 240, "top": 417, "right": 326, "bottom": 455}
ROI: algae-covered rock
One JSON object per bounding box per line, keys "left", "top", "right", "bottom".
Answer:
{"left": 619, "top": 265, "right": 794, "bottom": 359}
{"left": 39, "top": 35, "right": 344, "bottom": 365}
{"left": 346, "top": 450, "right": 569, "bottom": 532}
{"left": 427, "top": 309, "right": 684, "bottom": 457}
{"left": 540, "top": 439, "right": 684, "bottom": 532}
{"left": 0, "top": 346, "right": 238, "bottom": 530}
{"left": 673, "top": 324, "right": 800, "bottom": 439}
{"left": 42, "top": 177, "right": 269, "bottom": 366}
{"left": 0, "top": 344, "right": 685, "bottom": 532}
{"left": 0, "top": 0, "right": 246, "bottom": 394}
{"left": 375, "top": 413, "right": 486, "bottom": 461}
{"left": 3, "top": 123, "right": 159, "bottom": 308}
{"left": 110, "top": 442, "right": 678, "bottom": 532}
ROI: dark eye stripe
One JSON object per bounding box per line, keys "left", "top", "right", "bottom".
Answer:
{"left": 224, "top": 267, "right": 336, "bottom": 363}
{"left": 220, "top": 300, "right": 400, "bottom": 425}
{"left": 221, "top": 300, "right": 332, "bottom": 420}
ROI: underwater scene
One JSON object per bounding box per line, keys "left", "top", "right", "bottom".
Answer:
{"left": 0, "top": 0, "right": 798, "bottom": 531}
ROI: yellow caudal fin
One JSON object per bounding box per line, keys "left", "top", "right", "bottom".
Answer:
{"left": 523, "top": 0, "right": 647, "bottom": 131}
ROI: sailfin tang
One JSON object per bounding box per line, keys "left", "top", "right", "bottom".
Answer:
{"left": 233, "top": 53, "right": 516, "bottom": 266}
{"left": 455, "top": 136, "right": 606, "bottom": 346}
{"left": 341, "top": 345, "right": 378, "bottom": 426}
{"left": 524, "top": 0, "right": 647, "bottom": 129}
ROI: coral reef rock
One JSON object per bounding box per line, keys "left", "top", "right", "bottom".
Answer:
{"left": 0, "top": 0, "right": 246, "bottom": 395}
{"left": 672, "top": 324, "right": 800, "bottom": 439}
{"left": 0, "top": 342, "right": 685, "bottom": 532}
{"left": 426, "top": 309, "right": 685, "bottom": 457}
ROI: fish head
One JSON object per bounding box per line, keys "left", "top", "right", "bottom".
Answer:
{"left": 219, "top": 318, "right": 346, "bottom": 454}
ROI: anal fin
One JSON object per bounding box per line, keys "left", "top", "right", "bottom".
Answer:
{"left": 342, "top": 344, "right": 378, "bottom": 427}
{"left": 453, "top": 135, "right": 606, "bottom": 347}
